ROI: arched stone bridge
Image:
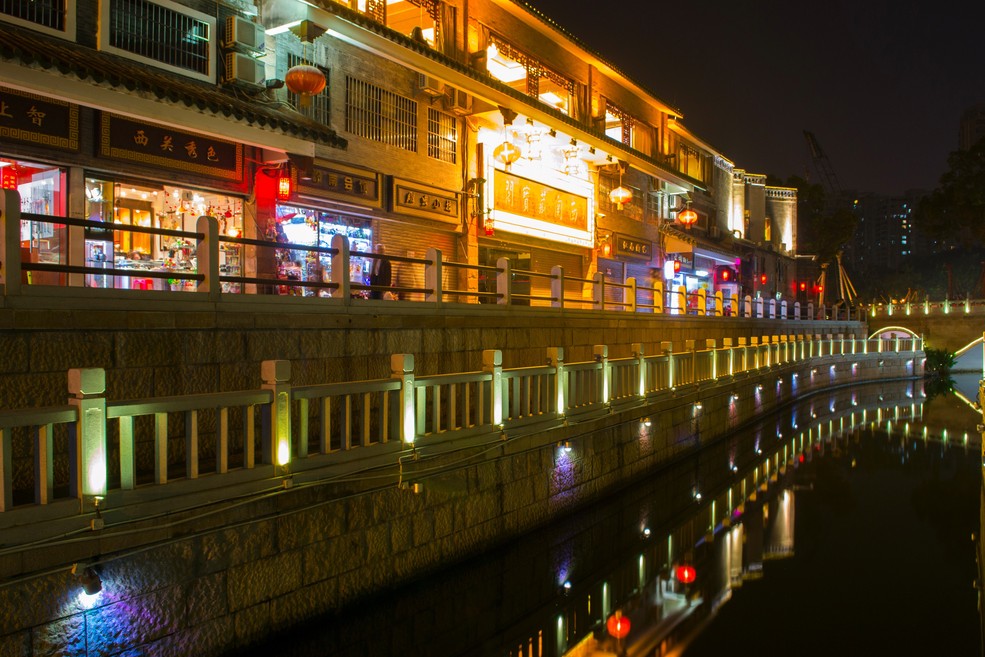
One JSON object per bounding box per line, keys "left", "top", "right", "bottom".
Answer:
{"left": 865, "top": 299, "right": 985, "bottom": 369}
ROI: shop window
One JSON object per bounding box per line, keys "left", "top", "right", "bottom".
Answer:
{"left": 99, "top": 0, "right": 214, "bottom": 82}
{"left": 764, "top": 217, "right": 772, "bottom": 242}
{"left": 427, "top": 107, "right": 456, "bottom": 163}
{"left": 286, "top": 53, "right": 329, "bottom": 124}
{"left": 0, "top": 0, "right": 75, "bottom": 38}
{"left": 485, "top": 37, "right": 572, "bottom": 115}
{"left": 83, "top": 177, "right": 243, "bottom": 289}
{"left": 345, "top": 76, "right": 418, "bottom": 152}
{"left": 3, "top": 158, "right": 67, "bottom": 278}
{"left": 274, "top": 205, "right": 373, "bottom": 297}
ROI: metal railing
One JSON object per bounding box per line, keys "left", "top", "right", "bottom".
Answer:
{"left": 0, "top": 334, "right": 923, "bottom": 517}
{"left": 1, "top": 190, "right": 856, "bottom": 321}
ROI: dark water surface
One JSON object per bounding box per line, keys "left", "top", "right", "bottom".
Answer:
{"left": 244, "top": 381, "right": 981, "bottom": 657}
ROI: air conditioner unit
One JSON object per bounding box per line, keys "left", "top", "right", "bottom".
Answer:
{"left": 224, "top": 52, "right": 265, "bottom": 89}
{"left": 418, "top": 73, "right": 444, "bottom": 98}
{"left": 444, "top": 87, "right": 472, "bottom": 116}
{"left": 224, "top": 15, "right": 266, "bottom": 54}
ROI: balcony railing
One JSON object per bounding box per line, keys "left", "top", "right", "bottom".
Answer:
{"left": 1, "top": 190, "right": 857, "bottom": 321}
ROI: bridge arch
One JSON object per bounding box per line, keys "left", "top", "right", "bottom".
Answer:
{"left": 954, "top": 336, "right": 983, "bottom": 359}
{"left": 867, "top": 325, "right": 920, "bottom": 340}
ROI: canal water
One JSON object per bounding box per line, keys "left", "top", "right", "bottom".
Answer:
{"left": 244, "top": 379, "right": 981, "bottom": 657}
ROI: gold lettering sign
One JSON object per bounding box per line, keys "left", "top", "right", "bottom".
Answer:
{"left": 493, "top": 170, "right": 589, "bottom": 232}
{"left": 614, "top": 233, "right": 652, "bottom": 260}
{"left": 390, "top": 179, "right": 460, "bottom": 224}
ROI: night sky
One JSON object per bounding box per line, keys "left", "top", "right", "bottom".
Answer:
{"left": 520, "top": 0, "right": 985, "bottom": 196}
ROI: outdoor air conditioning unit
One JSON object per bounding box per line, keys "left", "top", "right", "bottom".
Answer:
{"left": 224, "top": 52, "right": 266, "bottom": 89}
{"left": 444, "top": 87, "right": 472, "bottom": 116}
{"left": 224, "top": 15, "right": 266, "bottom": 54}
{"left": 418, "top": 73, "right": 444, "bottom": 98}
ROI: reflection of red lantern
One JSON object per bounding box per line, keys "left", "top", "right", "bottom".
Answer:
{"left": 606, "top": 611, "right": 631, "bottom": 639}
{"left": 285, "top": 64, "right": 326, "bottom": 107}
{"left": 277, "top": 174, "right": 292, "bottom": 201}
{"left": 677, "top": 207, "right": 698, "bottom": 229}
{"left": 676, "top": 564, "right": 696, "bottom": 584}
{"left": 1, "top": 167, "right": 17, "bottom": 190}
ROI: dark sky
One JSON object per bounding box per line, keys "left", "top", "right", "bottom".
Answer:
{"left": 520, "top": 0, "right": 985, "bottom": 196}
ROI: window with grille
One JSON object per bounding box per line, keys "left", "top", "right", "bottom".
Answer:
{"left": 427, "top": 108, "right": 456, "bottom": 163}
{"left": 287, "top": 54, "right": 330, "bottom": 125}
{"left": 1, "top": 0, "right": 67, "bottom": 30}
{"left": 99, "top": 0, "right": 214, "bottom": 81}
{"left": 345, "top": 76, "right": 418, "bottom": 152}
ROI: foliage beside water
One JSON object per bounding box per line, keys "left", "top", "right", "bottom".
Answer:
{"left": 924, "top": 348, "right": 956, "bottom": 377}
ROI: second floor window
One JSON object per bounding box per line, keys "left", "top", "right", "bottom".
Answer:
{"left": 345, "top": 76, "right": 418, "bottom": 152}
{"left": 100, "top": 0, "right": 213, "bottom": 81}
{"left": 427, "top": 107, "right": 456, "bottom": 163}
{"left": 485, "top": 36, "right": 573, "bottom": 115}
{"left": 1, "top": 0, "right": 67, "bottom": 31}
{"left": 286, "top": 54, "right": 330, "bottom": 124}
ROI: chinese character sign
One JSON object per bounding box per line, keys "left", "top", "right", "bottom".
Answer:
{"left": 493, "top": 170, "right": 589, "bottom": 232}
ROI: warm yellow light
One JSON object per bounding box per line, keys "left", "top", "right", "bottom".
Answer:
{"left": 609, "top": 185, "right": 632, "bottom": 208}
{"left": 493, "top": 140, "right": 521, "bottom": 166}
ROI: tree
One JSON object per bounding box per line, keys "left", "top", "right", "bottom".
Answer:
{"left": 915, "top": 136, "right": 985, "bottom": 244}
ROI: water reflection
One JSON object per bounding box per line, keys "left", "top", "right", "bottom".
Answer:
{"left": 243, "top": 380, "right": 980, "bottom": 657}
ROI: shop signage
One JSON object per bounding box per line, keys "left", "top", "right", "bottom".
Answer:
{"left": 668, "top": 252, "right": 693, "bottom": 269}
{"left": 493, "top": 170, "right": 589, "bottom": 232}
{"left": 99, "top": 113, "right": 242, "bottom": 181}
{"left": 613, "top": 233, "right": 652, "bottom": 260}
{"left": 391, "top": 178, "right": 460, "bottom": 224}
{"left": 298, "top": 159, "right": 382, "bottom": 208}
{"left": 0, "top": 86, "right": 79, "bottom": 151}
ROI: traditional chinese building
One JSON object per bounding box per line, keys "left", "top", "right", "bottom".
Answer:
{"left": 0, "top": 0, "right": 798, "bottom": 302}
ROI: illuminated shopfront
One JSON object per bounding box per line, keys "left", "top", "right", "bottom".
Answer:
{"left": 1, "top": 157, "right": 68, "bottom": 284}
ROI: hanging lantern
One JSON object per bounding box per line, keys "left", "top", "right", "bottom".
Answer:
{"left": 484, "top": 216, "right": 495, "bottom": 236}
{"left": 277, "top": 173, "right": 292, "bottom": 201}
{"left": 285, "top": 64, "right": 326, "bottom": 108}
{"left": 606, "top": 611, "right": 631, "bottom": 639}
{"left": 599, "top": 237, "right": 612, "bottom": 258}
{"left": 677, "top": 205, "right": 698, "bottom": 229}
{"left": 676, "top": 564, "right": 696, "bottom": 584}
{"left": 609, "top": 185, "right": 633, "bottom": 209}
{"left": 493, "top": 140, "right": 521, "bottom": 167}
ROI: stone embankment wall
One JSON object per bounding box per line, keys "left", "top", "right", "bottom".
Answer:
{"left": 0, "top": 346, "right": 912, "bottom": 657}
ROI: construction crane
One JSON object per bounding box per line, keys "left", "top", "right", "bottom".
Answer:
{"left": 803, "top": 130, "right": 856, "bottom": 309}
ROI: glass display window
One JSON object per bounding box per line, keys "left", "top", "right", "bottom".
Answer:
{"left": 1, "top": 157, "right": 68, "bottom": 282}
{"left": 275, "top": 204, "right": 373, "bottom": 296}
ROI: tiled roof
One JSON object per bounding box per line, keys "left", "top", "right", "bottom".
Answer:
{"left": 0, "top": 21, "right": 347, "bottom": 150}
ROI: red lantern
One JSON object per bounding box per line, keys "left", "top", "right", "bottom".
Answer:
{"left": 606, "top": 611, "right": 631, "bottom": 639}
{"left": 673, "top": 260, "right": 681, "bottom": 274}
{"left": 285, "top": 64, "right": 327, "bottom": 106}
{"left": 277, "top": 174, "right": 292, "bottom": 201}
{"left": 1, "top": 167, "right": 17, "bottom": 190}
{"left": 677, "top": 207, "right": 698, "bottom": 229}
{"left": 760, "top": 273, "right": 767, "bottom": 285}
{"left": 608, "top": 185, "right": 633, "bottom": 209}
{"left": 676, "top": 564, "right": 696, "bottom": 584}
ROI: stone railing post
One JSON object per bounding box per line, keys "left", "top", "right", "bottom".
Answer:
{"left": 653, "top": 280, "right": 664, "bottom": 313}
{"left": 261, "top": 360, "right": 292, "bottom": 466}
{"left": 755, "top": 297, "right": 764, "bottom": 318}
{"left": 661, "top": 341, "right": 674, "bottom": 389}
{"left": 391, "top": 353, "right": 417, "bottom": 444}
{"left": 723, "top": 337, "right": 734, "bottom": 377}
{"left": 551, "top": 265, "right": 565, "bottom": 309}
{"left": 744, "top": 295, "right": 753, "bottom": 317}
{"left": 706, "top": 339, "right": 717, "bottom": 380}
{"left": 496, "top": 257, "right": 511, "bottom": 305}
{"left": 0, "top": 189, "right": 23, "bottom": 296}
{"left": 714, "top": 291, "right": 724, "bottom": 317}
{"left": 676, "top": 285, "right": 686, "bottom": 315}
{"left": 737, "top": 337, "right": 748, "bottom": 373}
{"left": 68, "top": 368, "right": 107, "bottom": 507}
{"left": 697, "top": 288, "right": 706, "bottom": 316}
{"left": 750, "top": 336, "right": 760, "bottom": 369}
{"left": 768, "top": 299, "right": 776, "bottom": 319}
{"left": 592, "top": 271, "right": 605, "bottom": 310}
{"left": 195, "top": 215, "right": 221, "bottom": 301}
{"left": 632, "top": 342, "right": 646, "bottom": 396}
{"left": 594, "top": 344, "right": 609, "bottom": 403}
{"left": 331, "top": 234, "right": 351, "bottom": 302}
{"left": 547, "top": 347, "right": 566, "bottom": 416}
{"left": 424, "top": 247, "right": 443, "bottom": 303}
{"left": 625, "top": 277, "right": 637, "bottom": 313}
{"left": 686, "top": 339, "right": 696, "bottom": 384}
{"left": 482, "top": 349, "right": 503, "bottom": 427}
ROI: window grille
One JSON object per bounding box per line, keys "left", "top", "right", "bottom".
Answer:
{"left": 1, "top": 0, "right": 65, "bottom": 30}
{"left": 345, "top": 76, "right": 418, "bottom": 152}
{"left": 108, "top": 0, "right": 212, "bottom": 77}
{"left": 287, "top": 53, "right": 330, "bottom": 125}
{"left": 427, "top": 108, "right": 456, "bottom": 163}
